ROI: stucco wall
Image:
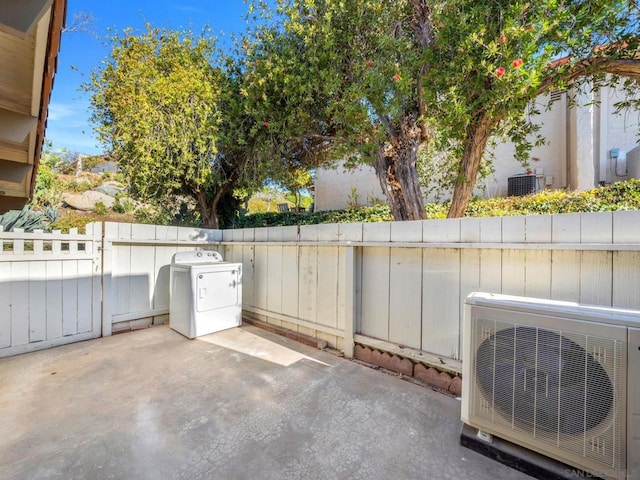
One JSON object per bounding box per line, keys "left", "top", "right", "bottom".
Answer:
{"left": 314, "top": 89, "right": 639, "bottom": 211}
{"left": 483, "top": 92, "right": 567, "bottom": 197}
{"left": 314, "top": 162, "right": 385, "bottom": 211}
{"left": 602, "top": 85, "right": 640, "bottom": 183}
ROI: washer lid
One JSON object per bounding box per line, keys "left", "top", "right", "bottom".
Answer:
{"left": 172, "top": 250, "right": 223, "bottom": 264}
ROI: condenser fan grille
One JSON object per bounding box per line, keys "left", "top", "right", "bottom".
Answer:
{"left": 471, "top": 318, "right": 623, "bottom": 471}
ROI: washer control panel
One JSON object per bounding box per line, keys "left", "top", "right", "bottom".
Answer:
{"left": 173, "top": 250, "right": 224, "bottom": 264}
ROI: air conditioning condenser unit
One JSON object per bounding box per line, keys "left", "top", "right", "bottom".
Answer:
{"left": 462, "top": 292, "right": 640, "bottom": 480}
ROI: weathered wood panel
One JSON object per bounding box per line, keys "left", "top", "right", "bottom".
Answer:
{"left": 422, "top": 248, "right": 460, "bottom": 358}
{"left": 242, "top": 245, "right": 255, "bottom": 307}
{"left": 0, "top": 262, "right": 11, "bottom": 348}
{"left": 613, "top": 251, "right": 640, "bottom": 309}
{"left": 360, "top": 247, "right": 390, "bottom": 341}
{"left": 253, "top": 245, "right": 268, "bottom": 310}
{"left": 267, "top": 245, "right": 283, "bottom": 314}
{"left": 388, "top": 247, "right": 422, "bottom": 349}
{"left": 550, "top": 251, "right": 581, "bottom": 302}
{"left": 298, "top": 246, "right": 318, "bottom": 323}
{"left": 45, "top": 261, "right": 63, "bottom": 340}
{"left": 317, "top": 246, "right": 339, "bottom": 329}
{"left": 28, "top": 260, "right": 46, "bottom": 342}
{"left": 281, "top": 246, "right": 299, "bottom": 319}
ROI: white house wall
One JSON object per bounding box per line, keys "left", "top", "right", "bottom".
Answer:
{"left": 602, "top": 84, "right": 640, "bottom": 183}
{"left": 483, "top": 92, "right": 567, "bottom": 197}
{"left": 315, "top": 88, "right": 639, "bottom": 211}
{"left": 568, "top": 85, "right": 598, "bottom": 191}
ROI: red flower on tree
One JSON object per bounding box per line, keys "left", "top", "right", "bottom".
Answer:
{"left": 392, "top": 74, "right": 401, "bottom": 82}
{"left": 365, "top": 60, "right": 374, "bottom": 68}
{"left": 263, "top": 121, "right": 269, "bottom": 127}
{"left": 499, "top": 34, "right": 506, "bottom": 43}
{"left": 495, "top": 67, "right": 506, "bottom": 78}
{"left": 512, "top": 58, "right": 524, "bottom": 68}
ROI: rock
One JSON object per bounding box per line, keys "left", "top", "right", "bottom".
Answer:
{"left": 63, "top": 191, "right": 115, "bottom": 211}
{"left": 103, "top": 180, "right": 125, "bottom": 187}
{"left": 95, "top": 184, "right": 125, "bottom": 197}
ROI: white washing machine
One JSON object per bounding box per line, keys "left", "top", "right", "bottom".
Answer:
{"left": 169, "top": 250, "right": 242, "bottom": 338}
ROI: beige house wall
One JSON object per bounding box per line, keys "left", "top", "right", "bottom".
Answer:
{"left": 315, "top": 162, "right": 385, "bottom": 211}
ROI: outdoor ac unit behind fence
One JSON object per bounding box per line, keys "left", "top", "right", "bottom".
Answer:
{"left": 462, "top": 293, "right": 640, "bottom": 480}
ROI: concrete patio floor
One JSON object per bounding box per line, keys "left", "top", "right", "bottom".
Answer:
{"left": 0, "top": 325, "right": 530, "bottom": 480}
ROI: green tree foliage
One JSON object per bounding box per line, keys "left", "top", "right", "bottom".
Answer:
{"left": 425, "top": 0, "right": 640, "bottom": 216}
{"left": 87, "top": 26, "right": 259, "bottom": 228}
{"left": 245, "top": 0, "right": 640, "bottom": 220}
{"left": 278, "top": 167, "right": 313, "bottom": 208}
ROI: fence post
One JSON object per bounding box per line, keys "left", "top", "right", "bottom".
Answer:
{"left": 101, "top": 222, "right": 116, "bottom": 336}
{"left": 86, "top": 222, "right": 103, "bottom": 338}
{"left": 343, "top": 246, "right": 357, "bottom": 358}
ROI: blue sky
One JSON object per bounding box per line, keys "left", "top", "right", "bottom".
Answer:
{"left": 46, "top": 1, "right": 256, "bottom": 155}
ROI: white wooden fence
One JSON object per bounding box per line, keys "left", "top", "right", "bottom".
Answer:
{"left": 0, "top": 224, "right": 102, "bottom": 357}
{"left": 1, "top": 212, "right": 639, "bottom": 368}
{"left": 102, "top": 222, "right": 222, "bottom": 335}
{"left": 221, "top": 211, "right": 640, "bottom": 372}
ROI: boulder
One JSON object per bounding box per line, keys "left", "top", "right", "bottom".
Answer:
{"left": 95, "top": 184, "right": 125, "bottom": 197}
{"left": 63, "top": 191, "right": 115, "bottom": 211}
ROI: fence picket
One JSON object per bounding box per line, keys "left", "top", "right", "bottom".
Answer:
{"left": 62, "top": 260, "right": 79, "bottom": 336}
{"left": 388, "top": 247, "right": 422, "bottom": 349}
{"left": 422, "top": 248, "right": 461, "bottom": 359}
{"left": 28, "top": 260, "right": 46, "bottom": 342}
{"left": 267, "top": 245, "right": 284, "bottom": 314}
{"left": 298, "top": 246, "right": 318, "bottom": 323}
{"left": 550, "top": 251, "right": 581, "bottom": 302}
{"left": 0, "top": 262, "right": 10, "bottom": 348}
{"left": 33, "top": 229, "right": 44, "bottom": 254}
{"left": 52, "top": 230, "right": 61, "bottom": 254}
{"left": 46, "top": 261, "right": 63, "bottom": 340}
{"left": 360, "top": 247, "right": 390, "bottom": 341}
{"left": 242, "top": 245, "right": 256, "bottom": 307}
{"left": 10, "top": 262, "right": 29, "bottom": 346}
{"left": 280, "top": 246, "right": 299, "bottom": 319}
{"left": 254, "top": 245, "right": 268, "bottom": 311}
{"left": 317, "top": 246, "right": 340, "bottom": 330}
{"left": 13, "top": 228, "right": 24, "bottom": 254}
{"left": 77, "top": 260, "right": 93, "bottom": 333}
{"left": 69, "top": 228, "right": 78, "bottom": 254}
{"left": 580, "top": 252, "right": 613, "bottom": 305}
{"left": 613, "top": 251, "right": 640, "bottom": 309}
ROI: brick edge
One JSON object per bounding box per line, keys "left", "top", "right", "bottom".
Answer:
{"left": 355, "top": 344, "right": 462, "bottom": 396}
{"left": 241, "top": 318, "right": 462, "bottom": 396}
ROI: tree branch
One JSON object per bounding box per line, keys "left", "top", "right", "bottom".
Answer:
{"left": 538, "top": 57, "right": 640, "bottom": 95}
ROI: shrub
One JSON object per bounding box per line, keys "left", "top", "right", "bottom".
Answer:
{"left": 0, "top": 206, "right": 58, "bottom": 232}
{"left": 233, "top": 179, "right": 640, "bottom": 228}
{"left": 113, "top": 196, "right": 136, "bottom": 214}
{"left": 93, "top": 201, "right": 108, "bottom": 215}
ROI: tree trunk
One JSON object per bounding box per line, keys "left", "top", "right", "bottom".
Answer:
{"left": 195, "top": 188, "right": 221, "bottom": 229}
{"left": 448, "top": 114, "right": 495, "bottom": 218}
{"left": 373, "top": 127, "right": 426, "bottom": 221}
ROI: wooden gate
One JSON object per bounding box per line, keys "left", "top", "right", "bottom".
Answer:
{"left": 0, "top": 223, "right": 102, "bottom": 358}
